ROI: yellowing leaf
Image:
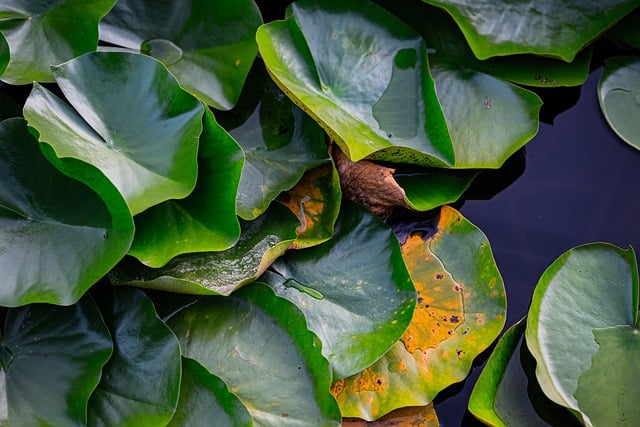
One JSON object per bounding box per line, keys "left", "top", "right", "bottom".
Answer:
{"left": 342, "top": 404, "right": 439, "bottom": 426}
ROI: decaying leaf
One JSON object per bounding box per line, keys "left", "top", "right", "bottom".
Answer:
{"left": 343, "top": 404, "right": 439, "bottom": 426}
{"left": 333, "top": 145, "right": 408, "bottom": 218}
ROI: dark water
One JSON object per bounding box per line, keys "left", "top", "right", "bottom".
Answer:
{"left": 434, "top": 67, "right": 640, "bottom": 426}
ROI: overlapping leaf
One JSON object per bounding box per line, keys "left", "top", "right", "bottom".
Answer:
{"left": 0, "top": 0, "right": 116, "bottom": 84}
{"left": 0, "top": 33, "right": 8, "bottom": 77}
{"left": 99, "top": 0, "right": 262, "bottom": 110}
{"left": 23, "top": 51, "right": 204, "bottom": 215}
{"left": 526, "top": 243, "right": 639, "bottom": 425}
{"left": 261, "top": 200, "right": 416, "bottom": 379}
{"left": 332, "top": 206, "right": 506, "bottom": 420}
{"left": 167, "top": 284, "right": 342, "bottom": 426}
{"left": 598, "top": 56, "right": 640, "bottom": 151}
{"left": 0, "top": 295, "right": 112, "bottom": 427}
{"left": 88, "top": 287, "right": 181, "bottom": 426}
{"left": 396, "top": 169, "right": 476, "bottom": 211}
{"left": 0, "top": 118, "right": 133, "bottom": 306}
{"left": 110, "top": 203, "right": 299, "bottom": 296}
{"left": 421, "top": 0, "right": 638, "bottom": 61}
{"left": 216, "top": 60, "right": 330, "bottom": 220}
{"left": 129, "top": 109, "right": 243, "bottom": 267}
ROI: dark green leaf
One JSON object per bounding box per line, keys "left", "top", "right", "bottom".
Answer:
{"left": 110, "top": 203, "right": 299, "bottom": 296}
{"left": 129, "top": 109, "right": 243, "bottom": 267}
{"left": 168, "top": 358, "right": 253, "bottom": 427}
{"left": 0, "top": 118, "right": 133, "bottom": 306}
{"left": 100, "top": 0, "right": 262, "bottom": 110}
{"left": 167, "top": 284, "right": 342, "bottom": 426}
{"left": 216, "top": 60, "right": 329, "bottom": 220}
{"left": 0, "top": 0, "right": 116, "bottom": 83}
{"left": 261, "top": 200, "right": 416, "bottom": 378}
{"left": 1, "top": 295, "right": 112, "bottom": 427}
{"left": 0, "top": 33, "right": 8, "bottom": 78}
{"left": 607, "top": 8, "right": 640, "bottom": 49}
{"left": 88, "top": 287, "right": 181, "bottom": 427}
{"left": 23, "top": 51, "right": 204, "bottom": 215}
{"left": 421, "top": 0, "right": 638, "bottom": 61}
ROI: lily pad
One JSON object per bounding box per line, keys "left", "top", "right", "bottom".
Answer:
{"left": 257, "top": 0, "right": 455, "bottom": 167}
{"left": 261, "top": 200, "right": 416, "bottom": 379}
{"left": 0, "top": 0, "right": 116, "bottom": 84}
{"left": 0, "top": 295, "right": 112, "bottom": 427}
{"left": 343, "top": 404, "right": 440, "bottom": 426}
{"left": 167, "top": 284, "right": 342, "bottom": 426}
{"left": 168, "top": 357, "right": 253, "bottom": 427}
{"left": 0, "top": 33, "right": 8, "bottom": 77}
{"left": 110, "top": 203, "right": 299, "bottom": 296}
{"left": 598, "top": 56, "right": 640, "bottom": 151}
{"left": 216, "top": 60, "right": 329, "bottom": 220}
{"left": 421, "top": 0, "right": 638, "bottom": 61}
{"left": 99, "top": 0, "right": 262, "bottom": 110}
{"left": 129, "top": 109, "right": 243, "bottom": 267}
{"left": 525, "top": 243, "right": 638, "bottom": 424}
{"left": 23, "top": 51, "right": 204, "bottom": 215}
{"left": 332, "top": 206, "right": 506, "bottom": 420}
{"left": 0, "top": 118, "right": 133, "bottom": 306}
{"left": 396, "top": 169, "right": 477, "bottom": 211}
{"left": 88, "top": 287, "right": 181, "bottom": 426}
{"left": 607, "top": 8, "right": 640, "bottom": 49}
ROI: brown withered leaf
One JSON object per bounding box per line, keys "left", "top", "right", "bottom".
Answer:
{"left": 332, "top": 145, "right": 408, "bottom": 218}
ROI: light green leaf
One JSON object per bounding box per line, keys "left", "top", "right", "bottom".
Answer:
{"left": 23, "top": 51, "right": 204, "bottom": 215}
{"left": 99, "top": 0, "right": 262, "bottom": 110}
{"left": 167, "top": 284, "right": 342, "bottom": 426}
{"left": 261, "top": 200, "right": 416, "bottom": 378}
{"left": 129, "top": 109, "right": 243, "bottom": 267}
{"left": 1, "top": 295, "right": 112, "bottom": 427}
{"left": 525, "top": 243, "right": 638, "bottom": 423}
{"left": 421, "top": 0, "right": 638, "bottom": 61}
{"left": 396, "top": 169, "right": 476, "bottom": 211}
{"left": 0, "top": 118, "right": 133, "bottom": 306}
{"left": 88, "top": 287, "right": 181, "bottom": 427}
{"left": 0, "top": 0, "right": 116, "bottom": 84}
{"left": 598, "top": 56, "right": 640, "bottom": 151}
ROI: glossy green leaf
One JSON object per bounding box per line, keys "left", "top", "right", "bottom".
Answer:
{"left": 607, "top": 8, "right": 640, "bottom": 49}
{"left": 99, "top": 0, "right": 262, "bottom": 110}
{"left": 396, "top": 169, "right": 476, "bottom": 211}
{"left": 422, "top": 0, "right": 638, "bottom": 61}
{"left": 129, "top": 109, "right": 243, "bottom": 267}
{"left": 0, "top": 33, "right": 8, "bottom": 78}
{"left": 333, "top": 206, "right": 506, "bottom": 420}
{"left": 261, "top": 200, "right": 416, "bottom": 378}
{"left": 88, "top": 287, "right": 181, "bottom": 427}
{"left": 167, "top": 284, "right": 342, "bottom": 426}
{"left": 526, "top": 243, "right": 638, "bottom": 424}
{"left": 168, "top": 357, "right": 253, "bottom": 427}
{"left": 598, "top": 56, "right": 640, "bottom": 151}
{"left": 110, "top": 203, "right": 299, "bottom": 296}
{"left": 280, "top": 163, "right": 341, "bottom": 249}
{"left": 1, "top": 295, "right": 112, "bottom": 427}
{"left": 0, "top": 0, "right": 116, "bottom": 84}
{"left": 216, "top": 60, "right": 329, "bottom": 220}
{"left": 574, "top": 325, "right": 640, "bottom": 426}
{"left": 257, "top": 0, "right": 455, "bottom": 167}
{"left": 468, "top": 319, "right": 581, "bottom": 427}
{"left": 23, "top": 51, "right": 204, "bottom": 215}
{"left": 0, "top": 118, "right": 133, "bottom": 306}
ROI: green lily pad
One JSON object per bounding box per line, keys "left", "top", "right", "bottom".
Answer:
{"left": 525, "top": 243, "right": 638, "bottom": 424}
{"left": 575, "top": 325, "right": 640, "bottom": 426}
{"left": 99, "top": 0, "right": 262, "bottom": 110}
{"left": 0, "top": 33, "right": 8, "bottom": 77}
{"left": 216, "top": 60, "right": 329, "bottom": 220}
{"left": 396, "top": 169, "right": 477, "bottom": 211}
{"left": 168, "top": 357, "right": 253, "bottom": 427}
{"left": 167, "top": 284, "right": 342, "bottom": 426}
{"left": 0, "top": 118, "right": 133, "bottom": 306}
{"left": 1, "top": 295, "right": 112, "bottom": 427}
{"left": 88, "top": 287, "right": 181, "bottom": 426}
{"left": 129, "top": 109, "right": 243, "bottom": 267}
{"left": 421, "top": 0, "right": 638, "bottom": 61}
{"left": 110, "top": 203, "right": 299, "bottom": 296}
{"left": 468, "top": 319, "right": 582, "bottom": 427}
{"left": 261, "top": 200, "right": 416, "bottom": 379}
{"left": 23, "top": 51, "right": 204, "bottom": 215}
{"left": 257, "top": 0, "right": 455, "bottom": 167}
{"left": 598, "top": 56, "right": 640, "bottom": 151}
{"left": 333, "top": 206, "right": 506, "bottom": 420}
{"left": 0, "top": 0, "right": 116, "bottom": 84}
{"left": 607, "top": 8, "right": 640, "bottom": 49}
